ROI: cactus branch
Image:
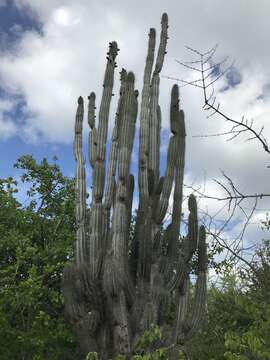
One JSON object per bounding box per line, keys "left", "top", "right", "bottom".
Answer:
{"left": 74, "top": 96, "right": 86, "bottom": 265}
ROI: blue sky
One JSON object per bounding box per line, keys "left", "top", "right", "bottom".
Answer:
{"left": 0, "top": 0, "right": 270, "bottom": 265}
{"left": 0, "top": 0, "right": 41, "bottom": 44}
{"left": 0, "top": 0, "right": 43, "bottom": 176}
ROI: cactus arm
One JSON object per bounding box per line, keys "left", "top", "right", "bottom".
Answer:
{"left": 104, "top": 70, "right": 127, "bottom": 218}
{"left": 126, "top": 89, "right": 141, "bottom": 281}
{"left": 166, "top": 252, "right": 186, "bottom": 293}
{"left": 154, "top": 85, "right": 179, "bottom": 224}
{"left": 126, "top": 174, "right": 134, "bottom": 248}
{"left": 125, "top": 173, "right": 136, "bottom": 296}
{"left": 185, "top": 194, "right": 199, "bottom": 260}
{"left": 74, "top": 96, "right": 86, "bottom": 264}
{"left": 184, "top": 226, "right": 207, "bottom": 340}
{"left": 118, "top": 73, "right": 137, "bottom": 181}
{"left": 93, "top": 41, "right": 119, "bottom": 203}
{"left": 103, "top": 132, "right": 117, "bottom": 230}
{"left": 104, "top": 72, "right": 137, "bottom": 352}
{"left": 89, "top": 203, "right": 105, "bottom": 275}
{"left": 148, "top": 75, "right": 160, "bottom": 182}
{"left": 162, "top": 114, "right": 185, "bottom": 279}
{"left": 89, "top": 129, "right": 97, "bottom": 169}
{"left": 88, "top": 92, "right": 96, "bottom": 129}
{"left": 112, "top": 72, "right": 136, "bottom": 265}
{"left": 184, "top": 271, "right": 207, "bottom": 342}
{"left": 136, "top": 209, "right": 152, "bottom": 281}
{"left": 174, "top": 275, "right": 190, "bottom": 344}
{"left": 153, "top": 13, "right": 168, "bottom": 75}
{"left": 148, "top": 13, "right": 168, "bottom": 182}
{"left": 87, "top": 94, "right": 104, "bottom": 274}
{"left": 138, "top": 28, "right": 156, "bottom": 204}
{"left": 156, "top": 105, "right": 161, "bottom": 176}
{"left": 88, "top": 43, "right": 118, "bottom": 275}
{"left": 88, "top": 92, "right": 97, "bottom": 169}
{"left": 167, "top": 194, "right": 199, "bottom": 292}
{"left": 96, "top": 41, "right": 119, "bottom": 162}
{"left": 131, "top": 89, "right": 139, "bottom": 153}
{"left": 136, "top": 16, "right": 168, "bottom": 299}
{"left": 171, "top": 110, "right": 186, "bottom": 233}
{"left": 129, "top": 210, "right": 141, "bottom": 280}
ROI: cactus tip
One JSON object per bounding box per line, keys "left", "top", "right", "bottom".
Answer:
{"left": 127, "top": 72, "right": 135, "bottom": 83}
{"left": 161, "top": 12, "right": 168, "bottom": 24}
{"left": 172, "top": 84, "right": 179, "bottom": 96}
{"left": 120, "top": 68, "right": 127, "bottom": 83}
{"left": 188, "top": 194, "right": 196, "bottom": 211}
{"left": 179, "top": 110, "right": 186, "bottom": 136}
{"left": 108, "top": 41, "right": 118, "bottom": 59}
{"left": 78, "top": 96, "right": 83, "bottom": 105}
{"left": 149, "top": 28, "right": 156, "bottom": 38}
{"left": 88, "top": 92, "right": 95, "bottom": 100}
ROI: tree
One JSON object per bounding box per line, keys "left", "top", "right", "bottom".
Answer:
{"left": 0, "top": 155, "right": 78, "bottom": 359}
{"left": 62, "top": 13, "right": 207, "bottom": 359}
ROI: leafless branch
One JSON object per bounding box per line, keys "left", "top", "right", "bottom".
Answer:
{"left": 164, "top": 45, "right": 270, "bottom": 155}
{"left": 184, "top": 172, "right": 266, "bottom": 274}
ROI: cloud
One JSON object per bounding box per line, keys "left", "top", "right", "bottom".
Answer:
{"left": 1, "top": 0, "right": 270, "bottom": 144}
{"left": 0, "top": 0, "right": 270, "bottom": 252}
{"left": 0, "top": 1, "right": 145, "bottom": 142}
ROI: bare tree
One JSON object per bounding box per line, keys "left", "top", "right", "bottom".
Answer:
{"left": 166, "top": 45, "right": 270, "bottom": 157}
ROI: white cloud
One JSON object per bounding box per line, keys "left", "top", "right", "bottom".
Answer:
{"left": 1, "top": 0, "right": 269, "bottom": 144}
{"left": 0, "top": 1, "right": 143, "bottom": 142}
{"left": 0, "top": 0, "right": 269, "bottom": 252}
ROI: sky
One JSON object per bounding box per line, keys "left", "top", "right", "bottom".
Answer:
{"left": 0, "top": 0, "right": 270, "bottom": 268}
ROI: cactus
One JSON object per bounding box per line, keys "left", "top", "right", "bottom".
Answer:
{"left": 62, "top": 13, "right": 207, "bottom": 359}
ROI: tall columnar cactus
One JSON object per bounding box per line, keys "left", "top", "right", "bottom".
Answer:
{"left": 63, "top": 13, "right": 207, "bottom": 359}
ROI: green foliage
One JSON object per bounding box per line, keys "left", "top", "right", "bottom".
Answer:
{"left": 135, "top": 324, "right": 162, "bottom": 352}
{"left": 2, "top": 154, "right": 270, "bottom": 359}
{"left": 86, "top": 325, "right": 168, "bottom": 359}
{"left": 0, "top": 155, "right": 77, "bottom": 359}
{"left": 133, "top": 325, "right": 168, "bottom": 359}
{"left": 189, "top": 237, "right": 270, "bottom": 360}
{"left": 262, "top": 213, "right": 270, "bottom": 230}
{"left": 86, "top": 353, "right": 98, "bottom": 360}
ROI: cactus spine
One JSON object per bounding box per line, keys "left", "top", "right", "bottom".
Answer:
{"left": 63, "top": 14, "right": 207, "bottom": 358}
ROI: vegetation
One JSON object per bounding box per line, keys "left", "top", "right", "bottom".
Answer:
{"left": 0, "top": 155, "right": 269, "bottom": 359}
{"left": 0, "top": 155, "right": 77, "bottom": 359}
{"left": 189, "top": 238, "right": 270, "bottom": 360}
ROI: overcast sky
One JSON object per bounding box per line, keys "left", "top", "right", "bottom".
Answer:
{"left": 0, "top": 0, "right": 269, "bottom": 262}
